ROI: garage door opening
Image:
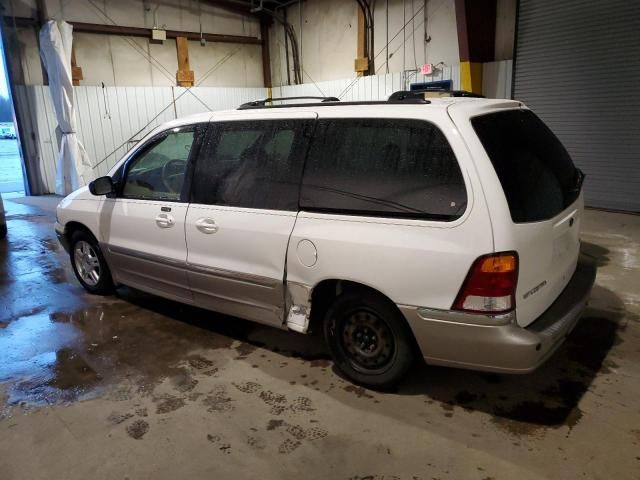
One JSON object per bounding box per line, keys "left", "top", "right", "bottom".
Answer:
{"left": 0, "top": 32, "right": 25, "bottom": 195}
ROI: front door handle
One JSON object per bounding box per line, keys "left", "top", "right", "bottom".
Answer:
{"left": 155, "top": 213, "right": 175, "bottom": 228}
{"left": 195, "top": 217, "right": 218, "bottom": 234}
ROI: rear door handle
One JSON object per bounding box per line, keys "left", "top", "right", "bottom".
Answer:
{"left": 195, "top": 217, "right": 218, "bottom": 234}
{"left": 155, "top": 213, "right": 175, "bottom": 228}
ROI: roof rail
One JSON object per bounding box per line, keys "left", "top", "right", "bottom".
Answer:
{"left": 238, "top": 96, "right": 340, "bottom": 109}
{"left": 389, "top": 89, "right": 485, "bottom": 101}
{"left": 237, "top": 95, "right": 431, "bottom": 110}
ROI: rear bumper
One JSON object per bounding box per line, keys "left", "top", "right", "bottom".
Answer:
{"left": 400, "top": 258, "right": 597, "bottom": 374}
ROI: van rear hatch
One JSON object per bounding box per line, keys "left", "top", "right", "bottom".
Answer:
{"left": 471, "top": 109, "right": 585, "bottom": 327}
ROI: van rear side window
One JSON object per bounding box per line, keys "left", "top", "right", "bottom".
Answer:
{"left": 191, "top": 120, "right": 311, "bottom": 211}
{"left": 471, "top": 109, "right": 582, "bottom": 223}
{"left": 300, "top": 118, "right": 467, "bottom": 220}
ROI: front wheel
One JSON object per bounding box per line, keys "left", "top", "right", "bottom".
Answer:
{"left": 324, "top": 291, "right": 415, "bottom": 389}
{"left": 69, "top": 230, "right": 114, "bottom": 295}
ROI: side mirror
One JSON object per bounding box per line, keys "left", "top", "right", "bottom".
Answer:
{"left": 89, "top": 176, "right": 115, "bottom": 196}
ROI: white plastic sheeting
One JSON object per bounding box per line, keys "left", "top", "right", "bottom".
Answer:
{"left": 39, "top": 20, "right": 92, "bottom": 195}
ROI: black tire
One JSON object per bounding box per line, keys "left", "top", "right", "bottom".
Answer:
{"left": 324, "top": 290, "right": 415, "bottom": 389}
{"left": 0, "top": 222, "right": 6, "bottom": 239}
{"left": 69, "top": 230, "right": 114, "bottom": 295}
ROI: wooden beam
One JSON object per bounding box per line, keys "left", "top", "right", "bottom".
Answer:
{"left": 175, "top": 36, "right": 194, "bottom": 87}
{"left": 70, "top": 46, "right": 83, "bottom": 86}
{"left": 354, "top": 5, "right": 368, "bottom": 76}
{"left": 4, "top": 18, "right": 262, "bottom": 45}
{"left": 69, "top": 21, "right": 262, "bottom": 45}
{"left": 260, "top": 20, "right": 272, "bottom": 88}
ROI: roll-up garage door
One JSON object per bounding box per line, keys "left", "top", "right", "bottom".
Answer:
{"left": 513, "top": 0, "right": 640, "bottom": 212}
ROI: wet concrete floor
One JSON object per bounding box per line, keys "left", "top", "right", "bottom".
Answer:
{"left": 0, "top": 196, "right": 639, "bottom": 479}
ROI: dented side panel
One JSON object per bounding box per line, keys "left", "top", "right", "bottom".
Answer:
{"left": 285, "top": 281, "right": 313, "bottom": 333}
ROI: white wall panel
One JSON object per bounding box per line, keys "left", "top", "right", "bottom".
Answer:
{"left": 18, "top": 85, "right": 269, "bottom": 192}
{"left": 482, "top": 60, "right": 512, "bottom": 99}
{"left": 273, "top": 66, "right": 460, "bottom": 101}
{"left": 12, "top": 0, "right": 263, "bottom": 88}
{"left": 271, "top": 0, "right": 461, "bottom": 86}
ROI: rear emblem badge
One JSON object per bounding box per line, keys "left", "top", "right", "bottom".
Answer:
{"left": 523, "top": 280, "right": 547, "bottom": 300}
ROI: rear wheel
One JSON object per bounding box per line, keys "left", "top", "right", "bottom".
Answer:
{"left": 324, "top": 291, "right": 415, "bottom": 389}
{"left": 69, "top": 230, "right": 114, "bottom": 295}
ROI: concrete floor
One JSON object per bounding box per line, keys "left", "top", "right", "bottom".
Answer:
{"left": 0, "top": 196, "right": 639, "bottom": 480}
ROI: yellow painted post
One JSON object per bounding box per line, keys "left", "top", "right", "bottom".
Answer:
{"left": 460, "top": 61, "right": 483, "bottom": 94}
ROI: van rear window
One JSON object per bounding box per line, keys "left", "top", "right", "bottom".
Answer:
{"left": 471, "top": 110, "right": 582, "bottom": 223}
{"left": 300, "top": 118, "right": 467, "bottom": 220}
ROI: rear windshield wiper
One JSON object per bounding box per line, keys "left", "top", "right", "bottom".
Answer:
{"left": 571, "top": 168, "right": 585, "bottom": 193}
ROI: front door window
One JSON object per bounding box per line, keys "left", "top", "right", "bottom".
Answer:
{"left": 122, "top": 128, "right": 195, "bottom": 201}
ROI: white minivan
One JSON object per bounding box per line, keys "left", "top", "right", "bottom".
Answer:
{"left": 56, "top": 91, "right": 596, "bottom": 388}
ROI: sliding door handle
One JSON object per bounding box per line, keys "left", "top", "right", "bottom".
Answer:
{"left": 195, "top": 217, "right": 218, "bottom": 234}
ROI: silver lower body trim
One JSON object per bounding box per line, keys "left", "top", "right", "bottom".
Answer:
{"left": 106, "top": 245, "right": 280, "bottom": 288}
{"left": 415, "top": 307, "right": 515, "bottom": 326}
{"left": 105, "top": 244, "right": 285, "bottom": 327}
{"left": 186, "top": 262, "right": 280, "bottom": 289}
{"left": 107, "top": 244, "right": 184, "bottom": 266}
{"left": 106, "top": 244, "right": 192, "bottom": 298}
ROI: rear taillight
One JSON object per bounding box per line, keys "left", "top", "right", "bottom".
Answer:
{"left": 452, "top": 252, "right": 518, "bottom": 314}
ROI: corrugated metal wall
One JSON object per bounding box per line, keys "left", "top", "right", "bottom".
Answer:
{"left": 514, "top": 0, "right": 640, "bottom": 212}
{"left": 15, "top": 85, "right": 266, "bottom": 193}
{"left": 273, "top": 67, "right": 461, "bottom": 101}
{"left": 18, "top": 67, "right": 460, "bottom": 194}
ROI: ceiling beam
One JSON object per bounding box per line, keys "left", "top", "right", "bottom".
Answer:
{"left": 3, "top": 17, "right": 262, "bottom": 45}
{"left": 69, "top": 21, "right": 262, "bottom": 45}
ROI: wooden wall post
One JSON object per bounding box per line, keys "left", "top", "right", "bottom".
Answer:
{"left": 260, "top": 19, "right": 272, "bottom": 88}
{"left": 175, "top": 36, "right": 195, "bottom": 87}
{"left": 354, "top": 6, "right": 368, "bottom": 76}
{"left": 71, "top": 46, "right": 83, "bottom": 85}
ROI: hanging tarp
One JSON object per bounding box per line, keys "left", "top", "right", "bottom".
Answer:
{"left": 39, "top": 20, "right": 92, "bottom": 195}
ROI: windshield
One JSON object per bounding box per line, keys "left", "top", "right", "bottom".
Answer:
{"left": 471, "top": 109, "right": 582, "bottom": 223}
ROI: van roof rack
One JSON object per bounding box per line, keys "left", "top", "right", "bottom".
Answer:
{"left": 389, "top": 89, "right": 485, "bottom": 100}
{"left": 237, "top": 95, "right": 430, "bottom": 110}
{"left": 237, "top": 89, "right": 482, "bottom": 110}
{"left": 239, "top": 96, "right": 340, "bottom": 109}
